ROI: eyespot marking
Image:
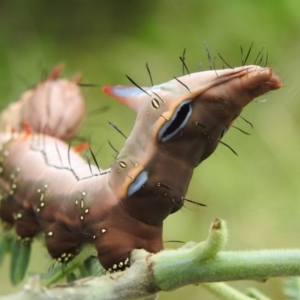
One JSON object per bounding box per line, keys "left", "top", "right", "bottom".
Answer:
{"left": 158, "top": 100, "right": 192, "bottom": 142}
{"left": 128, "top": 170, "right": 148, "bottom": 196}
{"left": 151, "top": 98, "right": 160, "bottom": 109}
{"left": 119, "top": 161, "right": 127, "bottom": 168}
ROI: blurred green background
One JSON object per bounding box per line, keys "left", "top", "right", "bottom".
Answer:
{"left": 1, "top": 0, "right": 300, "bottom": 299}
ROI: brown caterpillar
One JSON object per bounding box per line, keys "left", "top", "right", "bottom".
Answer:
{"left": 0, "top": 62, "right": 282, "bottom": 272}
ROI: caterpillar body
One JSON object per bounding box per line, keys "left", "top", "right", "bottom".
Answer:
{"left": 0, "top": 63, "right": 282, "bottom": 272}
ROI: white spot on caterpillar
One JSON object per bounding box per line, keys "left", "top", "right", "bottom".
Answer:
{"left": 40, "top": 202, "right": 45, "bottom": 208}
{"left": 101, "top": 228, "right": 107, "bottom": 234}
{"left": 84, "top": 209, "right": 89, "bottom": 214}
{"left": 13, "top": 213, "right": 22, "bottom": 220}
{"left": 82, "top": 192, "right": 86, "bottom": 196}
{"left": 75, "top": 200, "right": 78, "bottom": 205}
{"left": 44, "top": 184, "right": 48, "bottom": 189}
{"left": 36, "top": 208, "right": 40, "bottom": 212}
{"left": 113, "top": 264, "right": 117, "bottom": 270}
{"left": 93, "top": 235, "right": 96, "bottom": 239}
{"left": 80, "top": 200, "right": 84, "bottom": 208}
{"left": 48, "top": 231, "right": 53, "bottom": 236}
{"left": 80, "top": 216, "right": 84, "bottom": 221}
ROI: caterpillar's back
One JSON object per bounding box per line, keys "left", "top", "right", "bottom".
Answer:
{"left": 0, "top": 65, "right": 85, "bottom": 142}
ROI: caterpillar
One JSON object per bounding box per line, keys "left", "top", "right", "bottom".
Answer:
{"left": 0, "top": 59, "right": 282, "bottom": 274}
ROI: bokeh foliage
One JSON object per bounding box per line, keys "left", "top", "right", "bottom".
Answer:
{"left": 1, "top": 1, "right": 300, "bottom": 299}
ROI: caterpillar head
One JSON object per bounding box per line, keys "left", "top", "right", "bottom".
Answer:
{"left": 104, "top": 65, "right": 281, "bottom": 170}
{"left": 102, "top": 65, "right": 281, "bottom": 225}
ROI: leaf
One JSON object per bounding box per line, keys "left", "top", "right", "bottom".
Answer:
{"left": 79, "top": 256, "right": 104, "bottom": 278}
{"left": 10, "top": 238, "right": 31, "bottom": 285}
{"left": 0, "top": 232, "right": 11, "bottom": 267}
{"left": 66, "top": 272, "right": 77, "bottom": 283}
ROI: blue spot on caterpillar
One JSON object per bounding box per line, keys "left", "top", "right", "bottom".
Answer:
{"left": 128, "top": 170, "right": 148, "bottom": 196}
{"left": 0, "top": 58, "right": 282, "bottom": 275}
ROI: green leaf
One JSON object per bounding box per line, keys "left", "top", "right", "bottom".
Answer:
{"left": 66, "top": 272, "right": 77, "bottom": 283}
{"left": 79, "top": 256, "right": 105, "bottom": 278}
{"left": 43, "top": 244, "right": 98, "bottom": 286}
{"left": 10, "top": 238, "right": 31, "bottom": 285}
{"left": 0, "top": 233, "right": 11, "bottom": 267}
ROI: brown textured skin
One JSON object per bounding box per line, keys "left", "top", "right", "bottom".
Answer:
{"left": 0, "top": 65, "right": 282, "bottom": 271}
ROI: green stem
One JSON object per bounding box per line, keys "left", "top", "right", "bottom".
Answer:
{"left": 44, "top": 244, "right": 96, "bottom": 286}
{"left": 203, "top": 283, "right": 253, "bottom": 300}
{"left": 152, "top": 249, "right": 300, "bottom": 291}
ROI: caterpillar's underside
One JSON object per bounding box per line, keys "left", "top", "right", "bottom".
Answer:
{"left": 0, "top": 63, "right": 282, "bottom": 272}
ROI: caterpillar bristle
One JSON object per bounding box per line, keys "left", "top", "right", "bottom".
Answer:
{"left": 145, "top": 62, "right": 154, "bottom": 86}
{"left": 232, "top": 126, "right": 251, "bottom": 135}
{"left": 173, "top": 76, "right": 191, "bottom": 93}
{"left": 242, "top": 41, "right": 254, "bottom": 66}
{"left": 239, "top": 115, "right": 254, "bottom": 128}
{"left": 107, "top": 121, "right": 127, "bottom": 139}
{"left": 125, "top": 75, "right": 151, "bottom": 97}
{"left": 179, "top": 47, "right": 190, "bottom": 76}
{"left": 219, "top": 140, "right": 239, "bottom": 156}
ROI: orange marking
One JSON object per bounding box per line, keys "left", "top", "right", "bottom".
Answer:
{"left": 22, "top": 122, "right": 32, "bottom": 136}
{"left": 73, "top": 143, "right": 89, "bottom": 153}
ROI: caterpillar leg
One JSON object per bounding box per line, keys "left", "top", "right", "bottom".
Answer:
{"left": 0, "top": 194, "right": 15, "bottom": 226}
{"left": 14, "top": 208, "right": 41, "bottom": 239}
{"left": 44, "top": 223, "right": 81, "bottom": 263}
